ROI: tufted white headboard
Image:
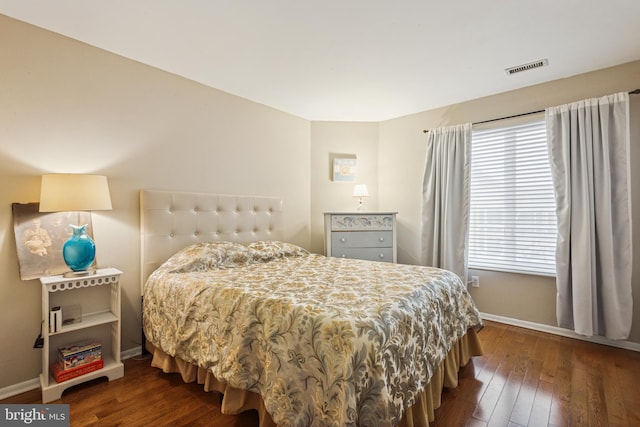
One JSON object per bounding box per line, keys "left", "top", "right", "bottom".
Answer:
{"left": 140, "top": 189, "right": 283, "bottom": 291}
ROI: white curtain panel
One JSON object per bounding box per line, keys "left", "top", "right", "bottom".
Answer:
{"left": 546, "top": 92, "right": 632, "bottom": 339}
{"left": 421, "top": 123, "right": 471, "bottom": 281}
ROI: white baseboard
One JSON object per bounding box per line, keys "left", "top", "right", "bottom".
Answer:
{"left": 0, "top": 378, "right": 40, "bottom": 401}
{"left": 121, "top": 346, "right": 142, "bottom": 361}
{"left": 481, "top": 312, "right": 640, "bottom": 353}
{"left": 0, "top": 346, "right": 144, "bottom": 401}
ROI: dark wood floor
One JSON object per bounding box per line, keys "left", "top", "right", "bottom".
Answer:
{"left": 3, "top": 320, "right": 640, "bottom": 426}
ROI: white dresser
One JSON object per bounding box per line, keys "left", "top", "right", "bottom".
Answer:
{"left": 324, "top": 212, "right": 397, "bottom": 263}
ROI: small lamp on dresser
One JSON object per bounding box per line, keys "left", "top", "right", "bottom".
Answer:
{"left": 353, "top": 184, "right": 369, "bottom": 211}
{"left": 39, "top": 173, "right": 112, "bottom": 277}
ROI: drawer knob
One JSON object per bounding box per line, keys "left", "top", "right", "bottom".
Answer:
{"left": 341, "top": 254, "right": 346, "bottom": 258}
{"left": 379, "top": 254, "right": 385, "bottom": 259}
{"left": 379, "top": 237, "right": 384, "bottom": 242}
{"left": 340, "top": 237, "right": 346, "bottom": 243}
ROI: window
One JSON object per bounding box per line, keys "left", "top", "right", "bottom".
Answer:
{"left": 468, "top": 120, "right": 557, "bottom": 276}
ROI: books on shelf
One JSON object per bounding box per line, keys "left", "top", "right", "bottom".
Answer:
{"left": 49, "top": 306, "right": 62, "bottom": 333}
{"left": 50, "top": 359, "right": 104, "bottom": 383}
{"left": 58, "top": 341, "right": 102, "bottom": 369}
{"left": 50, "top": 340, "right": 104, "bottom": 383}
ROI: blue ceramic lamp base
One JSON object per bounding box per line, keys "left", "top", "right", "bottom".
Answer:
{"left": 62, "top": 224, "right": 97, "bottom": 277}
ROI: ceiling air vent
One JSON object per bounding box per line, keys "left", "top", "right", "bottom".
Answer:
{"left": 505, "top": 58, "right": 548, "bottom": 75}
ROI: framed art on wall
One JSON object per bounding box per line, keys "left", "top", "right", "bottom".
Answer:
{"left": 12, "top": 202, "right": 94, "bottom": 280}
{"left": 332, "top": 157, "right": 357, "bottom": 182}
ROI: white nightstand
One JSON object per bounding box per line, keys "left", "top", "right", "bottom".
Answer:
{"left": 324, "top": 212, "right": 398, "bottom": 263}
{"left": 39, "top": 268, "right": 124, "bottom": 403}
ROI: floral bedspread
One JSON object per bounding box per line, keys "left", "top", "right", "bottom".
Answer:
{"left": 143, "top": 241, "right": 482, "bottom": 427}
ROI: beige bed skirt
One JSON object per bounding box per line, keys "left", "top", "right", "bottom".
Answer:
{"left": 146, "top": 327, "right": 483, "bottom": 427}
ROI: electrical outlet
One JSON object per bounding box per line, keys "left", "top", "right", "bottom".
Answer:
{"left": 471, "top": 276, "right": 480, "bottom": 288}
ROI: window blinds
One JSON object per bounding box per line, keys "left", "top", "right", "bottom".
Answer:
{"left": 469, "top": 120, "right": 557, "bottom": 276}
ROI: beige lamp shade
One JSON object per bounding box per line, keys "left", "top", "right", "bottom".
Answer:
{"left": 39, "top": 174, "right": 112, "bottom": 212}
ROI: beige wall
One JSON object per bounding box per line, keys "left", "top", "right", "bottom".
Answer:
{"left": 309, "top": 122, "right": 379, "bottom": 255}
{"left": 0, "top": 15, "right": 311, "bottom": 390}
{"left": 378, "top": 60, "right": 640, "bottom": 343}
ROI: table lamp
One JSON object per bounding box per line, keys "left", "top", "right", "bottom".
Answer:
{"left": 353, "top": 184, "right": 369, "bottom": 211}
{"left": 39, "top": 174, "right": 112, "bottom": 276}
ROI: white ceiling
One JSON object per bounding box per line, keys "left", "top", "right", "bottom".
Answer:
{"left": 2, "top": 0, "right": 640, "bottom": 121}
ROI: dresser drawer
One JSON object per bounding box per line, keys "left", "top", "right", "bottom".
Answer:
{"left": 330, "top": 214, "right": 394, "bottom": 231}
{"left": 324, "top": 212, "right": 398, "bottom": 263}
{"left": 331, "top": 231, "right": 393, "bottom": 248}
{"left": 333, "top": 247, "right": 394, "bottom": 263}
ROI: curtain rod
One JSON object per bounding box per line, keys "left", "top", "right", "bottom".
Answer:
{"left": 422, "top": 88, "right": 640, "bottom": 133}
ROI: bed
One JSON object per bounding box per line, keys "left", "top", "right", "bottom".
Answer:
{"left": 140, "top": 189, "right": 483, "bottom": 427}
